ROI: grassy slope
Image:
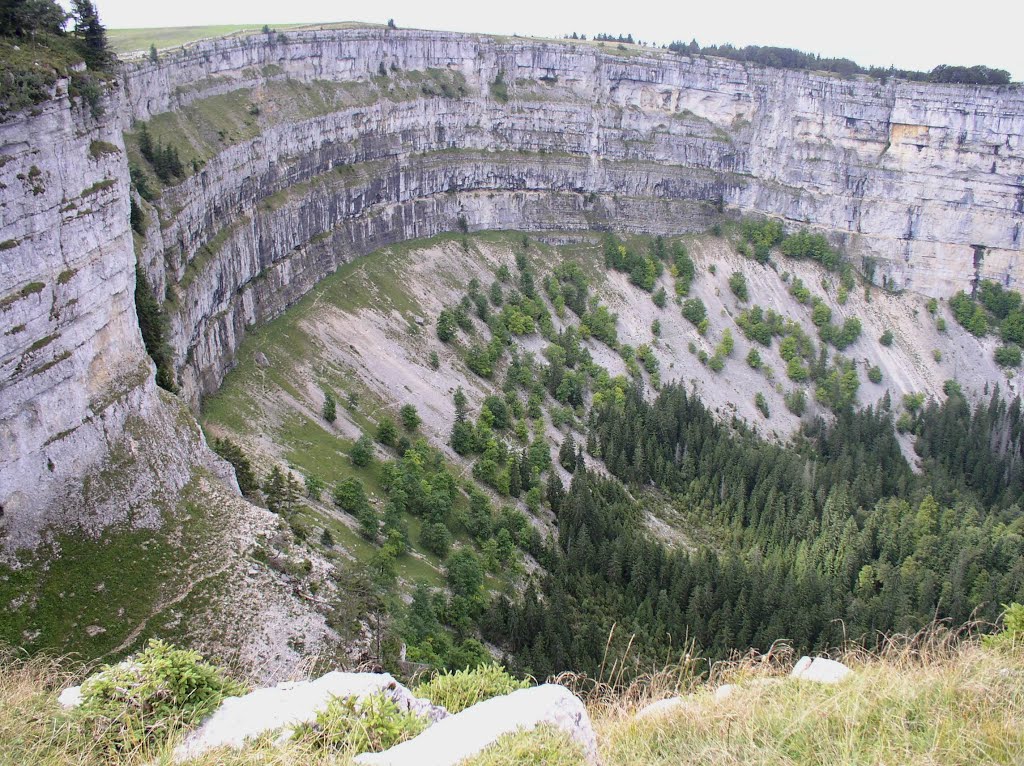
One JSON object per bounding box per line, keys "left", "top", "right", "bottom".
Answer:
{"left": 107, "top": 22, "right": 377, "bottom": 54}
{"left": 105, "top": 22, "right": 659, "bottom": 58}
{"left": 2, "top": 637, "right": 1021, "bottom": 765}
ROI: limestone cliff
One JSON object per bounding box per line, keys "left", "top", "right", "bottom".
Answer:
{"left": 0, "top": 81, "right": 229, "bottom": 550}
{"left": 1, "top": 26, "right": 1022, "bottom": 545}
{"left": 114, "top": 29, "right": 1023, "bottom": 405}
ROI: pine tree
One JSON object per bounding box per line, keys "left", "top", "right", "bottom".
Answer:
{"left": 71, "top": 0, "right": 110, "bottom": 69}
{"left": 546, "top": 472, "right": 565, "bottom": 513}
{"left": 137, "top": 123, "right": 155, "bottom": 164}
{"left": 559, "top": 434, "right": 578, "bottom": 472}
{"left": 263, "top": 466, "right": 288, "bottom": 514}
{"left": 322, "top": 390, "right": 337, "bottom": 423}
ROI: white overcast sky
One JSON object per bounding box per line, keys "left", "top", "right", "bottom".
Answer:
{"left": 90, "top": 0, "right": 1023, "bottom": 80}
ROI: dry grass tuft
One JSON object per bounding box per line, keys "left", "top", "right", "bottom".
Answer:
{"left": 600, "top": 624, "right": 1024, "bottom": 765}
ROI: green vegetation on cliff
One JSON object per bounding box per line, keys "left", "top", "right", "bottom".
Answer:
{"left": 0, "top": 0, "right": 112, "bottom": 117}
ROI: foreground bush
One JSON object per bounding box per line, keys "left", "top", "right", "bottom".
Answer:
{"left": 292, "top": 692, "right": 427, "bottom": 754}
{"left": 415, "top": 663, "right": 530, "bottom": 714}
{"left": 76, "top": 639, "right": 245, "bottom": 753}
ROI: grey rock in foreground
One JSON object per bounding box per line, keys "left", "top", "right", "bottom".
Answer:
{"left": 355, "top": 684, "right": 598, "bottom": 765}
{"left": 172, "top": 671, "right": 446, "bottom": 762}
{"left": 790, "top": 656, "right": 853, "bottom": 684}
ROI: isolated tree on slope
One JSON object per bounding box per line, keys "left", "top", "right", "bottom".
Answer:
{"left": 71, "top": 0, "right": 110, "bottom": 68}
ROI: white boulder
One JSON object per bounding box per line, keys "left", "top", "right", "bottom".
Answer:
{"left": 790, "top": 656, "right": 852, "bottom": 684}
{"left": 713, "top": 683, "right": 737, "bottom": 701}
{"left": 173, "top": 671, "right": 445, "bottom": 762}
{"left": 58, "top": 685, "right": 83, "bottom": 709}
{"left": 635, "top": 696, "right": 692, "bottom": 720}
{"left": 355, "top": 684, "right": 597, "bottom": 766}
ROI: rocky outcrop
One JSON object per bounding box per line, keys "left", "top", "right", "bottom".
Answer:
{"left": 1, "top": 26, "right": 1022, "bottom": 544}
{"left": 171, "top": 671, "right": 447, "bottom": 761}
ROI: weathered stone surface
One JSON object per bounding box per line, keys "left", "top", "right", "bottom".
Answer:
{"left": 354, "top": 684, "right": 597, "bottom": 766}
{"left": 57, "top": 685, "right": 83, "bottom": 709}
{"left": 172, "top": 671, "right": 446, "bottom": 762}
{"left": 791, "top": 656, "right": 853, "bottom": 683}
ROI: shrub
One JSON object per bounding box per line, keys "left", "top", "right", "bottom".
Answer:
{"left": 1001, "top": 309, "right": 1024, "bottom": 345}
{"left": 400, "top": 404, "right": 421, "bottom": 432}
{"left": 437, "top": 309, "right": 458, "bottom": 341}
{"left": 740, "top": 218, "right": 784, "bottom": 262}
{"left": 780, "top": 229, "right": 841, "bottom": 270}
{"left": 879, "top": 329, "right": 894, "bottom": 347}
{"left": 489, "top": 70, "right": 509, "bottom": 103}
{"left": 754, "top": 392, "right": 770, "bottom": 418}
{"left": 789, "top": 277, "right": 811, "bottom": 304}
{"left": 995, "top": 344, "right": 1023, "bottom": 368}
{"left": 651, "top": 319, "right": 661, "bottom": 337}
{"left": 903, "top": 392, "right": 926, "bottom": 414}
{"left": 784, "top": 388, "right": 807, "bottom": 416}
{"left": 421, "top": 521, "right": 453, "bottom": 558}
{"left": 333, "top": 477, "right": 369, "bottom": 514}
{"left": 682, "top": 297, "right": 707, "bottom": 326}
{"left": 351, "top": 434, "right": 374, "bottom": 467}
{"left": 949, "top": 291, "right": 988, "bottom": 336}
{"left": 415, "top": 664, "right": 530, "bottom": 714}
{"left": 652, "top": 287, "right": 667, "bottom": 309}
{"left": 306, "top": 474, "right": 326, "bottom": 501}
{"left": 831, "top": 317, "right": 862, "bottom": 350}
{"left": 76, "top": 640, "right": 244, "bottom": 752}
{"left": 715, "top": 328, "right": 734, "bottom": 358}
{"left": 811, "top": 299, "right": 832, "bottom": 327}
{"left": 293, "top": 692, "right": 427, "bottom": 754}
{"left": 786, "top": 358, "right": 809, "bottom": 382}
{"left": 983, "top": 602, "right": 1024, "bottom": 649}
{"left": 728, "top": 271, "right": 748, "bottom": 301}
{"left": 746, "top": 348, "right": 762, "bottom": 369}
{"left": 377, "top": 417, "right": 398, "bottom": 446}
{"left": 867, "top": 366, "right": 882, "bottom": 384}
{"left": 134, "top": 265, "right": 175, "bottom": 392}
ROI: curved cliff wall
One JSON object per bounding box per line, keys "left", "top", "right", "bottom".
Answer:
{"left": 116, "top": 28, "right": 1024, "bottom": 403}
{"left": 1, "top": 27, "right": 1022, "bottom": 540}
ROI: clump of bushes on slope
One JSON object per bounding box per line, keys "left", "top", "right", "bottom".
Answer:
{"left": 415, "top": 663, "right": 530, "bottom": 714}
{"left": 292, "top": 692, "right": 428, "bottom": 754}
{"left": 75, "top": 639, "right": 245, "bottom": 753}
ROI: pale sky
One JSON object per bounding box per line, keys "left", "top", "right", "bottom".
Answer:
{"left": 91, "top": 0, "right": 1023, "bottom": 80}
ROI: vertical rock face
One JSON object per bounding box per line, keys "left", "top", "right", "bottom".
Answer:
{"left": 0, "top": 27, "right": 1022, "bottom": 543}
{"left": 0, "top": 84, "right": 208, "bottom": 550}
